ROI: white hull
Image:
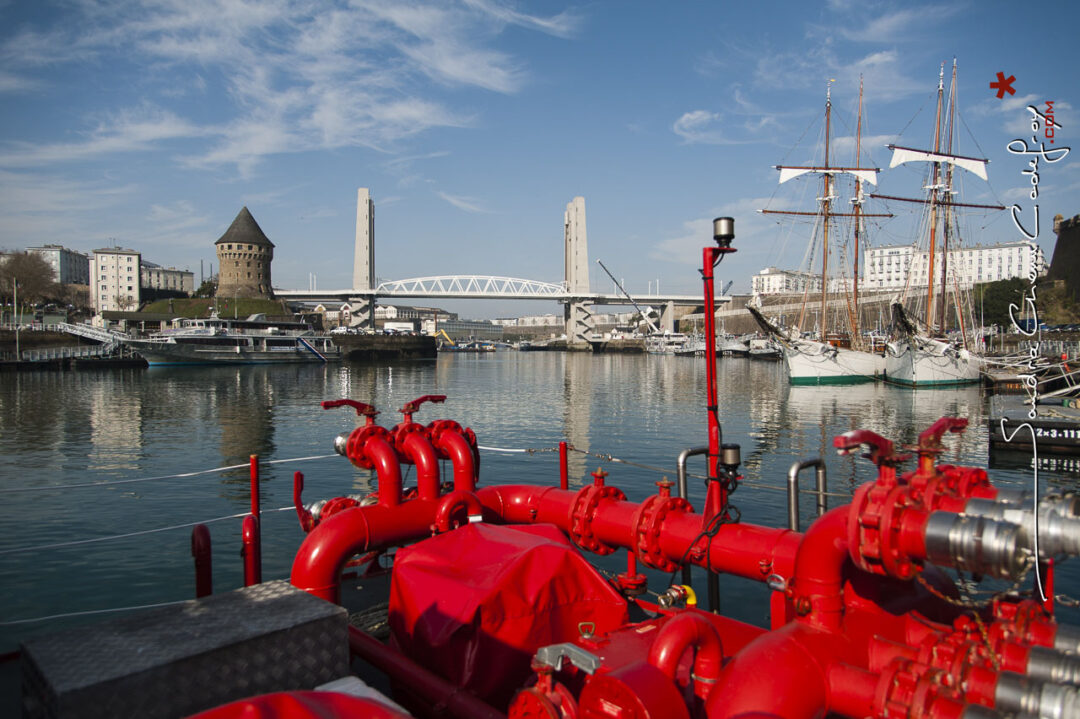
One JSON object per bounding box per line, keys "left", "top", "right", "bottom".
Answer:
{"left": 784, "top": 343, "right": 886, "bottom": 385}
{"left": 885, "top": 339, "right": 982, "bottom": 387}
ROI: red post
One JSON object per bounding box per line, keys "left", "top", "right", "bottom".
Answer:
{"left": 242, "top": 514, "right": 262, "bottom": 586}
{"left": 191, "top": 523, "right": 212, "bottom": 598}
{"left": 701, "top": 219, "right": 736, "bottom": 522}
{"left": 559, "top": 441, "right": 568, "bottom": 490}
{"left": 249, "top": 454, "right": 260, "bottom": 518}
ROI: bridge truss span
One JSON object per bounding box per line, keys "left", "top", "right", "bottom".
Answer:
{"left": 376, "top": 275, "right": 568, "bottom": 299}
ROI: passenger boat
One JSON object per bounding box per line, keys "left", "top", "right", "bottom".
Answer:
{"left": 124, "top": 314, "right": 341, "bottom": 366}
{"left": 17, "top": 219, "right": 1080, "bottom": 719}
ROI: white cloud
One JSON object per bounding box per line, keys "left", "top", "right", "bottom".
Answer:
{"left": 0, "top": 0, "right": 567, "bottom": 173}
{"left": 0, "top": 106, "right": 206, "bottom": 168}
{"left": 673, "top": 110, "right": 750, "bottom": 145}
{"left": 436, "top": 190, "right": 492, "bottom": 213}
{"left": 836, "top": 6, "right": 964, "bottom": 43}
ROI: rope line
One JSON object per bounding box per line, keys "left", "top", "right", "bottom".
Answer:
{"left": 0, "top": 507, "right": 294, "bottom": 556}
{"left": 0, "top": 599, "right": 193, "bottom": 626}
{"left": 0, "top": 454, "right": 338, "bottom": 494}
{"left": 478, "top": 445, "right": 559, "bottom": 454}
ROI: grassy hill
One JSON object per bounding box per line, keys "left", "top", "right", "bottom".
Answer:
{"left": 140, "top": 298, "right": 291, "bottom": 318}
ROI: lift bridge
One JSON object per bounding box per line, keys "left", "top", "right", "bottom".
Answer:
{"left": 275, "top": 191, "right": 722, "bottom": 346}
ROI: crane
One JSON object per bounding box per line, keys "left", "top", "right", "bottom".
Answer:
{"left": 595, "top": 259, "right": 660, "bottom": 335}
{"left": 721, "top": 280, "right": 733, "bottom": 296}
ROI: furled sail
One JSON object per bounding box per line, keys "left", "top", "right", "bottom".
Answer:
{"left": 887, "top": 145, "right": 988, "bottom": 181}
{"left": 776, "top": 166, "right": 878, "bottom": 185}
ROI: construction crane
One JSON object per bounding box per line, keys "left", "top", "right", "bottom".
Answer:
{"left": 595, "top": 259, "right": 660, "bottom": 335}
{"left": 721, "top": 280, "right": 733, "bottom": 296}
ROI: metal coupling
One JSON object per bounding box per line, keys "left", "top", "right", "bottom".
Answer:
{"left": 995, "top": 498, "right": 1080, "bottom": 559}
{"left": 1028, "top": 646, "right": 1080, "bottom": 686}
{"left": 1057, "top": 624, "right": 1080, "bottom": 656}
{"left": 333, "top": 432, "right": 350, "bottom": 456}
{"left": 959, "top": 706, "right": 1003, "bottom": 719}
{"left": 925, "top": 512, "right": 1030, "bottom": 580}
{"left": 995, "top": 671, "right": 1080, "bottom": 719}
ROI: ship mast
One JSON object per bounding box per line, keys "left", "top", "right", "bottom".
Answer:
{"left": 760, "top": 81, "right": 890, "bottom": 341}
{"left": 870, "top": 61, "right": 1003, "bottom": 336}
{"left": 925, "top": 63, "right": 945, "bottom": 331}
{"left": 851, "top": 77, "right": 865, "bottom": 342}
{"left": 939, "top": 59, "right": 958, "bottom": 335}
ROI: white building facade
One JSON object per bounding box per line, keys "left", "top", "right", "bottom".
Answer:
{"left": 864, "top": 241, "right": 1047, "bottom": 290}
{"left": 752, "top": 267, "right": 820, "bottom": 296}
{"left": 27, "top": 244, "right": 90, "bottom": 285}
{"left": 140, "top": 262, "right": 194, "bottom": 295}
{"left": 91, "top": 248, "right": 141, "bottom": 312}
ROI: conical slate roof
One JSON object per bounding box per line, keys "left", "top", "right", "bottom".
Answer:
{"left": 215, "top": 207, "right": 274, "bottom": 248}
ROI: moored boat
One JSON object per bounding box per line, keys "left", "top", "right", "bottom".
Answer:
{"left": 124, "top": 314, "right": 341, "bottom": 366}
{"left": 878, "top": 60, "right": 1002, "bottom": 387}
{"left": 757, "top": 79, "right": 889, "bottom": 384}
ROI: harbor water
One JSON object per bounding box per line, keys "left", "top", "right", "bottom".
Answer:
{"left": 2, "top": 352, "right": 1079, "bottom": 708}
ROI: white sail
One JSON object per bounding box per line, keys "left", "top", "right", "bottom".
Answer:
{"left": 887, "top": 146, "right": 988, "bottom": 181}
{"left": 777, "top": 167, "right": 878, "bottom": 185}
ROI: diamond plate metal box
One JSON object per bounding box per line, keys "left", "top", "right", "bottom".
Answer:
{"left": 21, "top": 580, "right": 348, "bottom": 719}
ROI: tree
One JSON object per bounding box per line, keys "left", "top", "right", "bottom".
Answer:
{"left": 0, "top": 252, "right": 58, "bottom": 305}
{"left": 194, "top": 278, "right": 217, "bottom": 298}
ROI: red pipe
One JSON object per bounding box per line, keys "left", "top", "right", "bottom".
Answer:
{"left": 291, "top": 501, "right": 438, "bottom": 603}
{"left": 189, "top": 690, "right": 413, "bottom": 719}
{"left": 365, "top": 436, "right": 403, "bottom": 508}
{"left": 434, "top": 490, "right": 483, "bottom": 533}
{"left": 348, "top": 626, "right": 507, "bottom": 719}
{"left": 430, "top": 428, "right": 477, "bottom": 493}
{"left": 559, "top": 441, "right": 568, "bottom": 490}
{"left": 249, "top": 454, "right": 260, "bottom": 518}
{"left": 826, "top": 662, "right": 878, "bottom": 719}
{"left": 648, "top": 611, "right": 724, "bottom": 697}
{"left": 398, "top": 431, "right": 441, "bottom": 501}
{"left": 475, "top": 485, "right": 802, "bottom": 584}
{"left": 705, "top": 624, "right": 835, "bottom": 719}
{"left": 242, "top": 514, "right": 262, "bottom": 586}
{"left": 790, "top": 505, "right": 850, "bottom": 631}
{"left": 191, "top": 523, "right": 212, "bottom": 598}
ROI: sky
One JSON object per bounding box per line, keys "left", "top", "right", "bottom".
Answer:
{"left": 0, "top": 0, "right": 1077, "bottom": 319}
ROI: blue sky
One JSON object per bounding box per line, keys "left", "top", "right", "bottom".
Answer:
{"left": 0, "top": 0, "right": 1076, "bottom": 318}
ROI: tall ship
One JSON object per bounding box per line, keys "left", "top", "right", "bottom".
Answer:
{"left": 877, "top": 60, "right": 1004, "bottom": 387}
{"left": 755, "top": 79, "right": 890, "bottom": 384}
{"left": 124, "top": 313, "right": 341, "bottom": 366}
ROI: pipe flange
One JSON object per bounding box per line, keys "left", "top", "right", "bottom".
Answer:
{"left": 343, "top": 425, "right": 393, "bottom": 469}
{"left": 632, "top": 494, "right": 694, "bottom": 571}
{"left": 569, "top": 483, "right": 626, "bottom": 555}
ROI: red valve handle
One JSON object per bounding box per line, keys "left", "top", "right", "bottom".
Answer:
{"left": 321, "top": 399, "right": 379, "bottom": 417}
{"left": 917, "top": 416, "right": 968, "bottom": 450}
{"left": 399, "top": 394, "right": 447, "bottom": 422}
{"left": 833, "top": 429, "right": 908, "bottom": 467}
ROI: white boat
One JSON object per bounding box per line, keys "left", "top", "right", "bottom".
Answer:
{"left": 757, "top": 79, "right": 889, "bottom": 384}
{"left": 879, "top": 61, "right": 1002, "bottom": 387}
{"left": 125, "top": 314, "right": 342, "bottom": 366}
{"left": 645, "top": 331, "right": 689, "bottom": 355}
{"left": 885, "top": 336, "right": 981, "bottom": 386}
{"left": 719, "top": 335, "right": 750, "bottom": 356}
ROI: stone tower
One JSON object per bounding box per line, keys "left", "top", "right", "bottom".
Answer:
{"left": 215, "top": 207, "right": 274, "bottom": 299}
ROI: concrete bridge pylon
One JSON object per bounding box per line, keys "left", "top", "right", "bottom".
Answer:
{"left": 563, "top": 196, "right": 595, "bottom": 347}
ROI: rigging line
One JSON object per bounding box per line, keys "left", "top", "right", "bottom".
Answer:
{"left": 0, "top": 454, "right": 339, "bottom": 494}
{"left": 478, "top": 445, "right": 559, "bottom": 454}
{"left": 0, "top": 600, "right": 191, "bottom": 627}
{"left": 0, "top": 507, "right": 294, "bottom": 556}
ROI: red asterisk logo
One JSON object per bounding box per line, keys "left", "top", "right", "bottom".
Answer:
{"left": 990, "top": 71, "right": 1016, "bottom": 99}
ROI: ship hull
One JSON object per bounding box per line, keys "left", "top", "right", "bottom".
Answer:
{"left": 885, "top": 340, "right": 981, "bottom": 387}
{"left": 784, "top": 345, "right": 885, "bottom": 385}
{"left": 128, "top": 340, "right": 341, "bottom": 366}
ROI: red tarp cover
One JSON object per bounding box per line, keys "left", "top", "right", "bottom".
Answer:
{"left": 388, "top": 523, "right": 629, "bottom": 707}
